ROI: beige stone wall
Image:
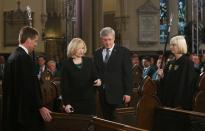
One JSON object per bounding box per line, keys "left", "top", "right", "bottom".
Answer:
{"left": 103, "top": 0, "right": 116, "bottom": 12}
{"left": 119, "top": 0, "right": 161, "bottom": 52}
{"left": 0, "top": 0, "right": 45, "bottom": 54}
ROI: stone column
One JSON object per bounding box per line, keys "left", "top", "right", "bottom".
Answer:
{"left": 92, "top": 0, "right": 103, "bottom": 50}
{"left": 203, "top": 1, "right": 205, "bottom": 25}
{"left": 0, "top": 0, "right": 3, "bottom": 49}
{"left": 187, "top": 0, "right": 192, "bottom": 23}
{"left": 168, "top": 0, "right": 178, "bottom": 37}
{"left": 81, "top": 0, "right": 93, "bottom": 56}
{"left": 75, "top": 0, "right": 82, "bottom": 37}
{"left": 81, "top": 0, "right": 103, "bottom": 55}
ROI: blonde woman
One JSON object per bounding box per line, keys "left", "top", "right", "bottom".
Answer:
{"left": 60, "top": 38, "right": 101, "bottom": 115}
{"left": 157, "top": 35, "right": 199, "bottom": 110}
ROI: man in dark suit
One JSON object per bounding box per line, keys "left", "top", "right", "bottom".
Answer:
{"left": 94, "top": 27, "right": 133, "bottom": 120}
{"left": 2, "top": 26, "right": 52, "bottom": 131}
{"left": 35, "top": 55, "right": 47, "bottom": 79}
{"left": 142, "top": 56, "right": 156, "bottom": 78}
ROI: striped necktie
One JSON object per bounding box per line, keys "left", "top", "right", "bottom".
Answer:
{"left": 104, "top": 48, "right": 110, "bottom": 63}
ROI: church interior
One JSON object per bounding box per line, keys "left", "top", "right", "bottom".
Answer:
{"left": 1, "top": 0, "right": 205, "bottom": 131}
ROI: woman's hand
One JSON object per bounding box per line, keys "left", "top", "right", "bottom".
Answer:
{"left": 157, "top": 69, "right": 164, "bottom": 79}
{"left": 94, "top": 79, "right": 101, "bottom": 86}
{"left": 123, "top": 95, "right": 131, "bottom": 103}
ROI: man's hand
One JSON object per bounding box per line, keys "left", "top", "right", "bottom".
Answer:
{"left": 123, "top": 95, "right": 131, "bottom": 103}
{"left": 64, "top": 104, "right": 74, "bottom": 113}
{"left": 39, "top": 107, "right": 52, "bottom": 122}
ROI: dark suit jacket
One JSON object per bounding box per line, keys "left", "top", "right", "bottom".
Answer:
{"left": 94, "top": 44, "right": 133, "bottom": 105}
{"left": 2, "top": 47, "right": 43, "bottom": 131}
{"left": 142, "top": 66, "right": 156, "bottom": 78}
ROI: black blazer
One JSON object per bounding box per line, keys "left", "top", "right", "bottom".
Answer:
{"left": 2, "top": 47, "right": 43, "bottom": 130}
{"left": 60, "top": 57, "right": 97, "bottom": 105}
{"left": 94, "top": 44, "right": 133, "bottom": 105}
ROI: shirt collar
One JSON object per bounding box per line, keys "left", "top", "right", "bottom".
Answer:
{"left": 19, "top": 44, "right": 29, "bottom": 55}
{"left": 144, "top": 66, "right": 150, "bottom": 70}
{"left": 104, "top": 44, "right": 115, "bottom": 52}
{"left": 40, "top": 65, "right": 46, "bottom": 71}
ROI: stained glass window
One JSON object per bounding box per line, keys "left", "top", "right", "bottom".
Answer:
{"left": 160, "top": 0, "right": 168, "bottom": 43}
{"left": 178, "top": 0, "right": 186, "bottom": 34}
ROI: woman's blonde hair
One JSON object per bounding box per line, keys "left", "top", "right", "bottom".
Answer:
{"left": 67, "top": 38, "right": 87, "bottom": 57}
{"left": 170, "top": 35, "right": 187, "bottom": 54}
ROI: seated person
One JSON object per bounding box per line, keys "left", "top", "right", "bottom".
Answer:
{"left": 47, "top": 60, "right": 61, "bottom": 78}
{"left": 152, "top": 57, "right": 163, "bottom": 80}
{"left": 142, "top": 56, "right": 156, "bottom": 78}
{"left": 35, "top": 55, "right": 47, "bottom": 79}
{"left": 0, "top": 56, "right": 5, "bottom": 80}
{"left": 40, "top": 60, "right": 61, "bottom": 111}
{"left": 131, "top": 53, "right": 143, "bottom": 88}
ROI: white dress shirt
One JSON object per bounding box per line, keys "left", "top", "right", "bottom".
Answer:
{"left": 102, "top": 44, "right": 115, "bottom": 61}
{"left": 19, "top": 44, "right": 29, "bottom": 55}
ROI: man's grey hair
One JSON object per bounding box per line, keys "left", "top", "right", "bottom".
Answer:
{"left": 100, "top": 27, "right": 115, "bottom": 37}
{"left": 47, "top": 60, "right": 56, "bottom": 66}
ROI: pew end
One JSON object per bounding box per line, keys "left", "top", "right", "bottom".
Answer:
{"left": 136, "top": 76, "right": 161, "bottom": 130}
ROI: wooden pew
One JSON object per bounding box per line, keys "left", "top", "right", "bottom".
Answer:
{"left": 115, "top": 106, "right": 204, "bottom": 131}
{"left": 113, "top": 87, "right": 140, "bottom": 126}
{"left": 51, "top": 77, "right": 61, "bottom": 97}
{"left": 113, "top": 87, "right": 141, "bottom": 126}
{"left": 0, "top": 95, "right": 2, "bottom": 130}
{"left": 114, "top": 107, "right": 137, "bottom": 127}
{"left": 129, "top": 88, "right": 140, "bottom": 107}
{"left": 193, "top": 73, "right": 205, "bottom": 113}
{"left": 45, "top": 74, "right": 205, "bottom": 131}
{"left": 90, "top": 117, "right": 149, "bottom": 131}
{"left": 46, "top": 113, "right": 148, "bottom": 131}
{"left": 154, "top": 107, "right": 205, "bottom": 131}
{"left": 45, "top": 113, "right": 93, "bottom": 131}
{"left": 114, "top": 76, "right": 160, "bottom": 130}
{"left": 114, "top": 75, "right": 205, "bottom": 130}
